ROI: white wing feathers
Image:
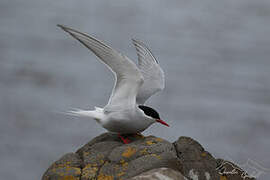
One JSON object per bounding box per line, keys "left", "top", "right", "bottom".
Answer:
{"left": 58, "top": 25, "right": 143, "bottom": 111}
{"left": 132, "top": 39, "right": 165, "bottom": 104}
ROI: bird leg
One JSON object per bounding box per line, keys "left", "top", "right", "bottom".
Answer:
{"left": 118, "top": 133, "right": 131, "bottom": 144}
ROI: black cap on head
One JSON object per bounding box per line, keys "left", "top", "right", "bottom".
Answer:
{"left": 138, "top": 105, "right": 160, "bottom": 119}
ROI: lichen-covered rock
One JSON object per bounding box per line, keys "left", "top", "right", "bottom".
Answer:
{"left": 129, "top": 167, "right": 187, "bottom": 180}
{"left": 173, "top": 136, "right": 219, "bottom": 180}
{"left": 77, "top": 133, "right": 181, "bottom": 180}
{"left": 42, "top": 133, "right": 256, "bottom": 180}
{"left": 42, "top": 153, "right": 82, "bottom": 180}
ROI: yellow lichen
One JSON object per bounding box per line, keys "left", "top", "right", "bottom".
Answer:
{"left": 51, "top": 161, "right": 74, "bottom": 169}
{"left": 83, "top": 151, "right": 90, "bottom": 157}
{"left": 134, "top": 133, "right": 145, "bottom": 138}
{"left": 122, "top": 162, "right": 128, "bottom": 168}
{"left": 59, "top": 176, "right": 80, "bottom": 180}
{"left": 54, "top": 167, "right": 81, "bottom": 175}
{"left": 220, "top": 175, "right": 228, "bottom": 180}
{"left": 117, "top": 171, "right": 126, "bottom": 177}
{"left": 114, "top": 164, "right": 120, "bottom": 170}
{"left": 97, "top": 174, "right": 114, "bottom": 180}
{"left": 100, "top": 159, "right": 104, "bottom": 164}
{"left": 59, "top": 175, "right": 79, "bottom": 180}
{"left": 155, "top": 138, "right": 163, "bottom": 142}
{"left": 81, "top": 164, "right": 98, "bottom": 179}
{"left": 140, "top": 148, "right": 148, "bottom": 155}
{"left": 119, "top": 159, "right": 128, "bottom": 170}
{"left": 122, "top": 147, "right": 137, "bottom": 158}
{"left": 146, "top": 140, "right": 156, "bottom": 145}
{"left": 201, "top": 152, "right": 207, "bottom": 157}
{"left": 97, "top": 154, "right": 104, "bottom": 159}
{"left": 151, "top": 154, "right": 161, "bottom": 159}
{"left": 146, "top": 138, "right": 163, "bottom": 145}
{"left": 49, "top": 167, "right": 81, "bottom": 180}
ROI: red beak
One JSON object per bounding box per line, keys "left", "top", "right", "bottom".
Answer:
{"left": 156, "top": 119, "right": 169, "bottom": 127}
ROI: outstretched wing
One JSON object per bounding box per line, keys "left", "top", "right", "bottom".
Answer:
{"left": 58, "top": 25, "right": 143, "bottom": 111}
{"left": 132, "top": 39, "right": 165, "bottom": 104}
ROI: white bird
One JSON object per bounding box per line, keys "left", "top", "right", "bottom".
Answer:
{"left": 58, "top": 25, "right": 168, "bottom": 143}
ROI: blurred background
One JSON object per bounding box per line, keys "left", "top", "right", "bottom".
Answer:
{"left": 1, "top": 0, "right": 270, "bottom": 179}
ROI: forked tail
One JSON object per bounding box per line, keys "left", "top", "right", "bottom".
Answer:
{"left": 65, "top": 107, "right": 104, "bottom": 121}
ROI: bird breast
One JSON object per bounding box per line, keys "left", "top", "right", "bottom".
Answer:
{"left": 101, "top": 108, "right": 154, "bottom": 134}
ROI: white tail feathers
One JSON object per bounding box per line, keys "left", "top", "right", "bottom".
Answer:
{"left": 65, "top": 107, "right": 104, "bottom": 121}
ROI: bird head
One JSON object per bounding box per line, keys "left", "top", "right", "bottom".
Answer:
{"left": 138, "top": 105, "right": 169, "bottom": 127}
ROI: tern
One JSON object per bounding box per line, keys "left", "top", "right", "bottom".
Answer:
{"left": 58, "top": 25, "right": 169, "bottom": 143}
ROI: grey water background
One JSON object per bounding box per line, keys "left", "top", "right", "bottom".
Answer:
{"left": 1, "top": 0, "right": 270, "bottom": 179}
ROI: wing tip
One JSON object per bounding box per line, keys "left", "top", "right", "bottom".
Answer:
{"left": 57, "top": 24, "right": 64, "bottom": 28}
{"left": 131, "top": 38, "right": 144, "bottom": 46}
{"left": 57, "top": 24, "right": 74, "bottom": 36}
{"left": 131, "top": 38, "right": 159, "bottom": 64}
{"left": 57, "top": 24, "right": 67, "bottom": 30}
{"left": 131, "top": 38, "right": 139, "bottom": 42}
{"left": 57, "top": 24, "right": 75, "bottom": 34}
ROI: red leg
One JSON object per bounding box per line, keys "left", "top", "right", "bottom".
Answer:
{"left": 118, "top": 133, "right": 131, "bottom": 144}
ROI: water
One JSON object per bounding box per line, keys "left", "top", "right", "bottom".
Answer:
{"left": 0, "top": 0, "right": 269, "bottom": 179}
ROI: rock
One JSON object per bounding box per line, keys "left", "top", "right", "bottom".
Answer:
{"left": 42, "top": 133, "right": 256, "bottom": 180}
{"left": 77, "top": 133, "right": 181, "bottom": 180}
{"left": 129, "top": 167, "right": 187, "bottom": 180}
{"left": 173, "top": 136, "right": 219, "bottom": 180}
{"left": 42, "top": 153, "right": 82, "bottom": 180}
